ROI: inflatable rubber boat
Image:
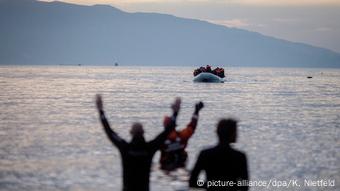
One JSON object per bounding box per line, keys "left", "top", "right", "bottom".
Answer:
{"left": 193, "top": 72, "right": 224, "bottom": 83}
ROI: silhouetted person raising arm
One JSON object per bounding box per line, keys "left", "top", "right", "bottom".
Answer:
{"left": 160, "top": 101, "right": 204, "bottom": 171}
{"left": 96, "top": 95, "right": 180, "bottom": 191}
{"left": 189, "top": 119, "right": 248, "bottom": 191}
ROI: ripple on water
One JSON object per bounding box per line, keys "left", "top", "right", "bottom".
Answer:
{"left": 0, "top": 66, "right": 339, "bottom": 191}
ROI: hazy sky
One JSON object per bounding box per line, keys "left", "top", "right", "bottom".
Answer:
{"left": 41, "top": 0, "right": 340, "bottom": 53}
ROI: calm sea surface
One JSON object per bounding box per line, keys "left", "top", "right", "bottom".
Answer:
{"left": 0, "top": 66, "right": 339, "bottom": 191}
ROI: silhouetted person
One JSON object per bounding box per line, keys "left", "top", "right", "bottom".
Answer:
{"left": 96, "top": 95, "right": 181, "bottom": 191}
{"left": 189, "top": 119, "right": 248, "bottom": 191}
{"left": 159, "top": 101, "right": 204, "bottom": 171}
{"left": 206, "top": 65, "right": 212, "bottom": 72}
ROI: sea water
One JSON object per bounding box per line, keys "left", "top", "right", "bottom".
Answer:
{"left": 0, "top": 66, "right": 339, "bottom": 191}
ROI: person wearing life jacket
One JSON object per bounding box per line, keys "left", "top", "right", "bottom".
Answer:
{"left": 193, "top": 68, "right": 201, "bottom": 77}
{"left": 220, "top": 68, "right": 225, "bottom": 78}
{"left": 159, "top": 101, "right": 204, "bottom": 171}
{"left": 214, "top": 67, "right": 225, "bottom": 78}
{"left": 212, "top": 67, "right": 218, "bottom": 76}
{"left": 200, "top": 66, "right": 206, "bottom": 73}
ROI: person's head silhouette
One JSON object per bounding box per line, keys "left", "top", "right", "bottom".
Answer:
{"left": 216, "top": 118, "right": 238, "bottom": 144}
{"left": 130, "top": 122, "right": 144, "bottom": 138}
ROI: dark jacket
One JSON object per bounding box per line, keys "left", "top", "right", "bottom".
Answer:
{"left": 99, "top": 110, "right": 175, "bottom": 191}
{"left": 189, "top": 143, "right": 248, "bottom": 191}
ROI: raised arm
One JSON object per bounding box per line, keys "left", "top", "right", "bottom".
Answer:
{"left": 149, "top": 97, "right": 181, "bottom": 150}
{"left": 96, "top": 94, "right": 127, "bottom": 150}
{"left": 179, "top": 101, "right": 204, "bottom": 139}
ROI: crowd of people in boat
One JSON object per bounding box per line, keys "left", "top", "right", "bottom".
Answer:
{"left": 96, "top": 95, "right": 248, "bottom": 191}
{"left": 193, "top": 65, "right": 225, "bottom": 78}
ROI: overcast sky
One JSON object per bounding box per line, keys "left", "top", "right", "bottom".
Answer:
{"left": 41, "top": 0, "right": 340, "bottom": 53}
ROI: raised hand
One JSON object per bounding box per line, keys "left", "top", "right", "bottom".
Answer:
{"left": 194, "top": 101, "right": 204, "bottom": 115}
{"left": 195, "top": 101, "right": 204, "bottom": 111}
{"left": 96, "top": 94, "right": 103, "bottom": 111}
{"left": 171, "top": 97, "right": 181, "bottom": 114}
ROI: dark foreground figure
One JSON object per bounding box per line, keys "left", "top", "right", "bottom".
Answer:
{"left": 189, "top": 119, "right": 249, "bottom": 191}
{"left": 160, "top": 101, "right": 204, "bottom": 171}
{"left": 96, "top": 95, "right": 180, "bottom": 191}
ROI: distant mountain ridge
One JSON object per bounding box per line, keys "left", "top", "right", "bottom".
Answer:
{"left": 1, "top": 0, "right": 340, "bottom": 67}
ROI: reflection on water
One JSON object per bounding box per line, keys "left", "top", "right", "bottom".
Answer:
{"left": 0, "top": 66, "right": 339, "bottom": 191}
